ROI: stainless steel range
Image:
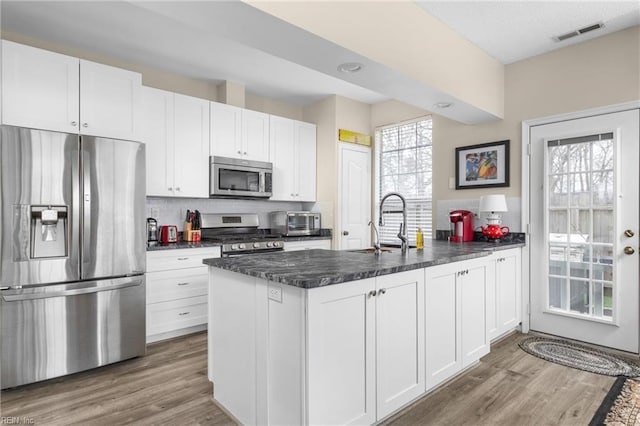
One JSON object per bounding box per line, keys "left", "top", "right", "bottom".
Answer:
{"left": 200, "top": 213, "right": 284, "bottom": 257}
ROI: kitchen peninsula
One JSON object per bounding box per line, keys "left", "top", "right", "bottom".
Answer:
{"left": 204, "top": 240, "right": 524, "bottom": 425}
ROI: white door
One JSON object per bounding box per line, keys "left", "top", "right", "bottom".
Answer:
{"left": 530, "top": 109, "right": 640, "bottom": 353}
{"left": 339, "top": 143, "right": 371, "bottom": 250}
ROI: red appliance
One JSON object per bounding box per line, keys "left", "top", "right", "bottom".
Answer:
{"left": 159, "top": 225, "right": 178, "bottom": 243}
{"left": 449, "top": 210, "right": 474, "bottom": 242}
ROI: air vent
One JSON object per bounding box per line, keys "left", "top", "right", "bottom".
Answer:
{"left": 553, "top": 22, "right": 605, "bottom": 42}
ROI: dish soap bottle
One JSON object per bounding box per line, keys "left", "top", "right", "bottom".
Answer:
{"left": 416, "top": 227, "right": 424, "bottom": 250}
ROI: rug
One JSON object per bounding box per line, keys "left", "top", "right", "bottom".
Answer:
{"left": 590, "top": 377, "right": 640, "bottom": 425}
{"left": 519, "top": 337, "right": 640, "bottom": 377}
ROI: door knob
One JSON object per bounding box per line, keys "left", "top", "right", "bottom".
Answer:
{"left": 624, "top": 246, "right": 635, "bottom": 255}
{"left": 343, "top": 230, "right": 349, "bottom": 236}
{"left": 625, "top": 230, "right": 635, "bottom": 238}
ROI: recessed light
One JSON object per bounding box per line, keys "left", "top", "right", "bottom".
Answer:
{"left": 435, "top": 102, "right": 453, "bottom": 109}
{"left": 337, "top": 62, "right": 364, "bottom": 73}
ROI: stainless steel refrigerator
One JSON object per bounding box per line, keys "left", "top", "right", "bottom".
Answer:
{"left": 0, "top": 125, "right": 146, "bottom": 388}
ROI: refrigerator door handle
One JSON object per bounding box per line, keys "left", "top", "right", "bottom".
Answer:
{"left": 1, "top": 278, "right": 143, "bottom": 302}
{"left": 81, "top": 149, "right": 92, "bottom": 269}
{"left": 71, "top": 147, "right": 81, "bottom": 275}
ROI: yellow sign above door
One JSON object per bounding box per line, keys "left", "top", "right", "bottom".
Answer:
{"left": 339, "top": 129, "right": 371, "bottom": 147}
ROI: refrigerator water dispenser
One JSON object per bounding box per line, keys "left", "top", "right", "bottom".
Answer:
{"left": 30, "top": 205, "right": 68, "bottom": 258}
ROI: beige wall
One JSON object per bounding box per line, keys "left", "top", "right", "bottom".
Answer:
{"left": 246, "top": 93, "right": 303, "bottom": 121}
{"left": 431, "top": 26, "right": 640, "bottom": 227}
{"left": 248, "top": 1, "right": 504, "bottom": 118}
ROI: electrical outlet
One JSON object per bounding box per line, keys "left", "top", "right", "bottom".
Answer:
{"left": 268, "top": 286, "right": 282, "bottom": 303}
{"left": 448, "top": 177, "right": 455, "bottom": 189}
{"left": 151, "top": 208, "right": 160, "bottom": 219}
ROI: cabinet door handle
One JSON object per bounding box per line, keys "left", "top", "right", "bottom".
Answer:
{"left": 368, "top": 290, "right": 377, "bottom": 297}
{"left": 178, "top": 311, "right": 190, "bottom": 316}
{"left": 379, "top": 288, "right": 386, "bottom": 295}
{"left": 177, "top": 282, "right": 189, "bottom": 286}
{"left": 237, "top": 150, "right": 242, "bottom": 154}
{"left": 71, "top": 121, "right": 77, "bottom": 126}
{"left": 168, "top": 187, "right": 173, "bottom": 191}
{"left": 177, "top": 257, "right": 189, "bottom": 261}
{"left": 625, "top": 229, "right": 635, "bottom": 238}
{"left": 82, "top": 123, "right": 88, "bottom": 128}
{"left": 243, "top": 151, "right": 247, "bottom": 155}
{"left": 175, "top": 187, "right": 181, "bottom": 191}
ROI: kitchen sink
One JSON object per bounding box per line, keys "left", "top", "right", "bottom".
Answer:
{"left": 350, "top": 247, "right": 394, "bottom": 254}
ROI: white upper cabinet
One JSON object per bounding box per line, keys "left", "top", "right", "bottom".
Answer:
{"left": 79, "top": 59, "right": 141, "bottom": 141}
{"left": 210, "top": 102, "right": 270, "bottom": 162}
{"left": 2, "top": 40, "right": 80, "bottom": 133}
{"left": 1, "top": 41, "right": 141, "bottom": 140}
{"left": 242, "top": 109, "right": 270, "bottom": 162}
{"left": 141, "top": 87, "right": 209, "bottom": 198}
{"left": 173, "top": 93, "right": 210, "bottom": 198}
{"left": 295, "top": 120, "right": 317, "bottom": 201}
{"left": 269, "top": 116, "right": 317, "bottom": 202}
{"left": 142, "top": 87, "right": 174, "bottom": 197}
{"left": 210, "top": 102, "right": 242, "bottom": 159}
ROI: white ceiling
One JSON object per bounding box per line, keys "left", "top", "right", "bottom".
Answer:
{"left": 2, "top": 1, "right": 639, "bottom": 123}
{"left": 417, "top": 1, "right": 640, "bottom": 64}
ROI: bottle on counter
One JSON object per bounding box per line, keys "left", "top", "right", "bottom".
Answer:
{"left": 416, "top": 227, "right": 424, "bottom": 250}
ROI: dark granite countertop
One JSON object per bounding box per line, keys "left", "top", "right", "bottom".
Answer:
{"left": 282, "top": 235, "right": 332, "bottom": 242}
{"left": 203, "top": 239, "right": 524, "bottom": 289}
{"left": 147, "top": 240, "right": 222, "bottom": 251}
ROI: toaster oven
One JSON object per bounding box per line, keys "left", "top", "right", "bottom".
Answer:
{"left": 269, "top": 211, "right": 321, "bottom": 236}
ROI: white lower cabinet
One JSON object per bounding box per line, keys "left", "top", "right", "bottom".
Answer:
{"left": 283, "top": 239, "right": 331, "bottom": 251}
{"left": 146, "top": 247, "right": 220, "bottom": 343}
{"left": 487, "top": 248, "right": 522, "bottom": 341}
{"left": 208, "top": 255, "right": 511, "bottom": 425}
{"left": 425, "top": 257, "right": 491, "bottom": 391}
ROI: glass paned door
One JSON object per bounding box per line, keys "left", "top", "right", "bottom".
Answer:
{"left": 529, "top": 109, "right": 639, "bottom": 353}
{"left": 546, "top": 133, "right": 614, "bottom": 320}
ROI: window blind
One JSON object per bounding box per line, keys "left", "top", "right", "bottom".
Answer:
{"left": 375, "top": 117, "right": 433, "bottom": 245}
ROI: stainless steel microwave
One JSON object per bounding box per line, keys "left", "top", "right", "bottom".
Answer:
{"left": 210, "top": 156, "right": 272, "bottom": 198}
{"left": 269, "top": 211, "right": 321, "bottom": 236}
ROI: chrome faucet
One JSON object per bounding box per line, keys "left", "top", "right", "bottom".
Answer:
{"left": 368, "top": 220, "right": 381, "bottom": 255}
{"left": 379, "top": 192, "right": 408, "bottom": 254}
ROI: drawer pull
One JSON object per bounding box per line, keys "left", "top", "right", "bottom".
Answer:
{"left": 178, "top": 311, "right": 190, "bottom": 316}
{"left": 177, "top": 282, "right": 189, "bottom": 286}
{"left": 177, "top": 257, "right": 189, "bottom": 261}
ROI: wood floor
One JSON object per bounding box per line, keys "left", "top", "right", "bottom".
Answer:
{"left": 0, "top": 331, "right": 616, "bottom": 425}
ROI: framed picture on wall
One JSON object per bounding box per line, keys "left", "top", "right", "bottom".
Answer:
{"left": 455, "top": 140, "right": 510, "bottom": 189}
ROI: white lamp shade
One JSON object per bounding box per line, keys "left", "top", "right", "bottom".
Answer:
{"left": 479, "top": 194, "right": 508, "bottom": 213}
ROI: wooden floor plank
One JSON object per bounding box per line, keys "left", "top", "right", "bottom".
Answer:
{"left": 0, "top": 331, "right": 617, "bottom": 425}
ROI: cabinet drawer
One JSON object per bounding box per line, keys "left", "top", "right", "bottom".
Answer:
{"left": 147, "top": 267, "right": 208, "bottom": 304}
{"left": 146, "top": 296, "right": 208, "bottom": 336}
{"left": 147, "top": 247, "right": 221, "bottom": 272}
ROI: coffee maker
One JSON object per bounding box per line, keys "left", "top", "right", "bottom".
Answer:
{"left": 449, "top": 210, "right": 474, "bottom": 242}
{"left": 147, "top": 218, "right": 158, "bottom": 245}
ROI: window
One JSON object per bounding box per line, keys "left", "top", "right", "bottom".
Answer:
{"left": 375, "top": 117, "right": 432, "bottom": 245}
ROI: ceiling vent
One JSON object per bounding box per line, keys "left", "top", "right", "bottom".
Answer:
{"left": 553, "top": 22, "right": 605, "bottom": 42}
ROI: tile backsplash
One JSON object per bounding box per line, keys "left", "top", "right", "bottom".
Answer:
{"left": 436, "top": 197, "right": 522, "bottom": 233}
{"left": 146, "top": 197, "right": 307, "bottom": 230}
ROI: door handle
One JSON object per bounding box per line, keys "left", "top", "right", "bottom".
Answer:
{"left": 625, "top": 230, "right": 635, "bottom": 238}
{"left": 624, "top": 246, "right": 635, "bottom": 255}
{"left": 343, "top": 230, "right": 349, "bottom": 236}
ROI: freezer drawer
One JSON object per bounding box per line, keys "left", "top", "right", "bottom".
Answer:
{"left": 1, "top": 276, "right": 146, "bottom": 389}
